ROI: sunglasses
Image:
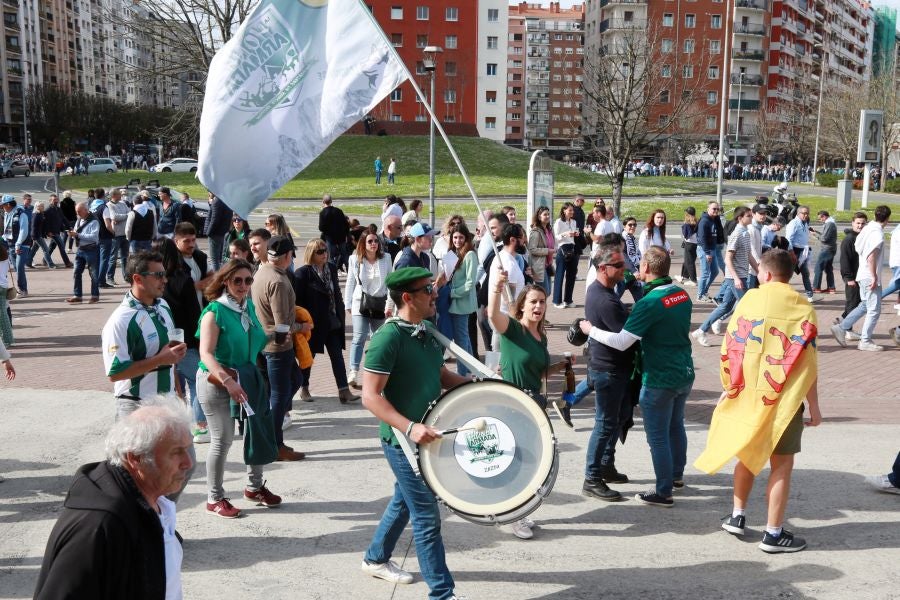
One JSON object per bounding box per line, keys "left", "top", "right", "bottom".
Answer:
{"left": 408, "top": 283, "right": 434, "bottom": 295}
{"left": 314, "top": 248, "right": 327, "bottom": 255}
{"left": 366, "top": 238, "right": 380, "bottom": 244}
{"left": 231, "top": 276, "right": 254, "bottom": 286}
{"left": 139, "top": 271, "right": 166, "bottom": 279}
{"left": 625, "top": 223, "right": 636, "bottom": 228}
{"left": 601, "top": 262, "right": 625, "bottom": 269}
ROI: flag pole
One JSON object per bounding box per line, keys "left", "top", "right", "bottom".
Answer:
{"left": 357, "top": 0, "right": 487, "bottom": 224}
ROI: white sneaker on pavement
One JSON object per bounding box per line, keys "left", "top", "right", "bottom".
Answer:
{"left": 511, "top": 518, "right": 534, "bottom": 539}
{"left": 845, "top": 330, "right": 861, "bottom": 342}
{"left": 858, "top": 341, "right": 884, "bottom": 352}
{"left": 711, "top": 319, "right": 723, "bottom": 335}
{"left": 830, "top": 324, "right": 847, "bottom": 347}
{"left": 865, "top": 474, "right": 900, "bottom": 495}
{"left": 691, "top": 328, "right": 711, "bottom": 347}
{"left": 282, "top": 414, "right": 293, "bottom": 430}
{"left": 361, "top": 559, "right": 414, "bottom": 584}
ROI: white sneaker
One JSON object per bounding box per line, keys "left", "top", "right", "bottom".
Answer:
{"left": 553, "top": 303, "right": 566, "bottom": 309}
{"left": 673, "top": 275, "right": 684, "bottom": 283}
{"left": 891, "top": 327, "right": 900, "bottom": 347}
{"left": 511, "top": 518, "right": 534, "bottom": 539}
{"left": 858, "top": 341, "right": 884, "bottom": 352}
{"left": 845, "top": 330, "right": 861, "bottom": 342}
{"left": 192, "top": 428, "right": 210, "bottom": 444}
{"left": 683, "top": 280, "right": 697, "bottom": 287}
{"left": 348, "top": 370, "right": 361, "bottom": 390}
{"left": 691, "top": 328, "right": 711, "bottom": 347}
{"left": 361, "top": 559, "right": 414, "bottom": 584}
{"left": 830, "top": 324, "right": 847, "bottom": 347}
{"left": 711, "top": 319, "right": 723, "bottom": 335}
{"left": 865, "top": 474, "right": 900, "bottom": 495}
{"left": 282, "top": 414, "right": 293, "bottom": 430}
{"left": 565, "top": 302, "right": 576, "bottom": 308}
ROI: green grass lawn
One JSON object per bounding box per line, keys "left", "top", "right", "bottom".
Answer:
{"left": 58, "top": 135, "right": 716, "bottom": 200}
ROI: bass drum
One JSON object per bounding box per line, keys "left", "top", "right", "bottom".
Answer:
{"left": 418, "top": 380, "right": 559, "bottom": 526}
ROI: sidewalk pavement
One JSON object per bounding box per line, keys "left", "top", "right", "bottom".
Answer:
{"left": 0, "top": 245, "right": 897, "bottom": 599}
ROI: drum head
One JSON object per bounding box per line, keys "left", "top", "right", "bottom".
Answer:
{"left": 419, "top": 380, "right": 557, "bottom": 525}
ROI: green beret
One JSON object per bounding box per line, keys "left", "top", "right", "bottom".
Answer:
{"left": 385, "top": 266, "right": 433, "bottom": 291}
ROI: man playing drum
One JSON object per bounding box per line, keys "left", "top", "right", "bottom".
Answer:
{"left": 360, "top": 266, "right": 469, "bottom": 600}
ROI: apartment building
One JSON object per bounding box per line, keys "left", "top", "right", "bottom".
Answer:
{"left": 507, "top": 2, "right": 584, "bottom": 153}
{"left": 476, "top": 0, "right": 508, "bottom": 141}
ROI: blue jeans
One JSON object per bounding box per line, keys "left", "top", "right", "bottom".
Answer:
{"left": 792, "top": 247, "right": 812, "bottom": 296}
{"left": 841, "top": 278, "right": 881, "bottom": 343}
{"left": 46, "top": 233, "right": 72, "bottom": 266}
{"left": 365, "top": 442, "right": 455, "bottom": 600}
{"left": 436, "top": 285, "right": 454, "bottom": 340}
{"left": 584, "top": 369, "right": 631, "bottom": 480}
{"left": 97, "top": 238, "right": 113, "bottom": 282}
{"left": 325, "top": 238, "right": 347, "bottom": 271}
{"left": 10, "top": 246, "right": 30, "bottom": 292}
{"left": 31, "top": 237, "right": 56, "bottom": 267}
{"left": 107, "top": 236, "right": 129, "bottom": 281}
{"left": 448, "top": 312, "right": 472, "bottom": 376}
{"left": 639, "top": 383, "right": 692, "bottom": 498}
{"left": 176, "top": 348, "right": 205, "bottom": 425}
{"left": 208, "top": 235, "right": 225, "bottom": 271}
{"left": 263, "top": 349, "right": 301, "bottom": 447}
{"left": 890, "top": 451, "right": 900, "bottom": 488}
{"left": 552, "top": 247, "right": 577, "bottom": 305}
{"left": 130, "top": 240, "right": 152, "bottom": 253}
{"left": 881, "top": 266, "right": 900, "bottom": 298}
{"left": 538, "top": 273, "right": 551, "bottom": 296}
{"left": 698, "top": 249, "right": 719, "bottom": 297}
{"left": 375, "top": 170, "right": 382, "bottom": 184}
{"left": 700, "top": 278, "right": 747, "bottom": 331}
{"left": 73, "top": 246, "right": 100, "bottom": 298}
{"left": 813, "top": 248, "right": 835, "bottom": 290}
{"left": 573, "top": 377, "right": 591, "bottom": 406}
{"left": 350, "top": 314, "right": 384, "bottom": 372}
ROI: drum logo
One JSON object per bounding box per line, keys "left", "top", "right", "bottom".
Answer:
{"left": 453, "top": 417, "right": 516, "bottom": 479}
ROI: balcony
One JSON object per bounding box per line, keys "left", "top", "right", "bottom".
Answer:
{"left": 733, "top": 50, "right": 765, "bottom": 61}
{"left": 731, "top": 74, "right": 764, "bottom": 85}
{"left": 599, "top": 0, "right": 646, "bottom": 6}
{"left": 527, "top": 34, "right": 549, "bottom": 45}
{"left": 734, "top": 24, "right": 767, "bottom": 36}
{"left": 736, "top": 0, "right": 768, "bottom": 10}
{"left": 598, "top": 18, "right": 645, "bottom": 33}
{"left": 729, "top": 99, "right": 760, "bottom": 110}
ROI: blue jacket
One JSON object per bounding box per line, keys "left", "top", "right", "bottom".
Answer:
{"left": 697, "top": 213, "right": 718, "bottom": 252}
{"left": 204, "top": 197, "right": 233, "bottom": 237}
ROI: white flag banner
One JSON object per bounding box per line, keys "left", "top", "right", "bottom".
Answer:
{"left": 197, "top": 0, "right": 409, "bottom": 218}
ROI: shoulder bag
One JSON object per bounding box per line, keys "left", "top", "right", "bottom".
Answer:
{"left": 357, "top": 260, "right": 387, "bottom": 319}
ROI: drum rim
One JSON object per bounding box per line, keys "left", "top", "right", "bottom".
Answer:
{"left": 418, "top": 380, "right": 557, "bottom": 518}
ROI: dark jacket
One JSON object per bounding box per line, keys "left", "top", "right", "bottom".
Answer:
{"left": 573, "top": 205, "right": 587, "bottom": 252}
{"left": 204, "top": 197, "right": 233, "bottom": 237}
{"left": 157, "top": 201, "right": 181, "bottom": 236}
{"left": 44, "top": 205, "right": 66, "bottom": 235}
{"left": 293, "top": 264, "right": 345, "bottom": 353}
{"left": 34, "top": 461, "right": 175, "bottom": 600}
{"left": 318, "top": 205, "right": 350, "bottom": 244}
{"left": 163, "top": 249, "right": 209, "bottom": 350}
{"left": 60, "top": 197, "right": 77, "bottom": 225}
{"left": 839, "top": 229, "right": 859, "bottom": 282}
{"left": 31, "top": 210, "right": 46, "bottom": 239}
{"left": 697, "top": 213, "right": 718, "bottom": 252}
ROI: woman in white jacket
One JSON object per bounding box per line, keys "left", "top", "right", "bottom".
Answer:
{"left": 344, "top": 231, "right": 393, "bottom": 388}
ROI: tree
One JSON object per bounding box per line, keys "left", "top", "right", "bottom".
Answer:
{"left": 581, "top": 21, "right": 715, "bottom": 213}
{"left": 770, "top": 65, "right": 820, "bottom": 176}
{"left": 819, "top": 81, "right": 869, "bottom": 176}
{"left": 752, "top": 104, "right": 784, "bottom": 165}
{"left": 867, "top": 72, "right": 900, "bottom": 189}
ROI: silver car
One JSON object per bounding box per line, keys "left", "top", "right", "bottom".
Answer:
{"left": 1, "top": 159, "right": 31, "bottom": 178}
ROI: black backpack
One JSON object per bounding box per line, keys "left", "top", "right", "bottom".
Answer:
{"left": 476, "top": 251, "right": 496, "bottom": 308}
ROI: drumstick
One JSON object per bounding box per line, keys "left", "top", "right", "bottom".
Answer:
{"left": 440, "top": 418, "right": 487, "bottom": 436}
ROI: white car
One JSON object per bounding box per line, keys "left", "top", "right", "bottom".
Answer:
{"left": 152, "top": 158, "right": 198, "bottom": 173}
{"left": 87, "top": 157, "right": 118, "bottom": 174}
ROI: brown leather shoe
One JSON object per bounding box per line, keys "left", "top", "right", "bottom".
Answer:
{"left": 338, "top": 388, "right": 360, "bottom": 404}
{"left": 88, "top": 297, "right": 100, "bottom": 304}
{"left": 66, "top": 296, "right": 82, "bottom": 303}
{"left": 276, "top": 446, "right": 305, "bottom": 461}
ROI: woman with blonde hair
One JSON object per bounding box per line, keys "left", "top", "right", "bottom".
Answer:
{"left": 528, "top": 206, "right": 554, "bottom": 296}
{"left": 265, "top": 213, "right": 296, "bottom": 272}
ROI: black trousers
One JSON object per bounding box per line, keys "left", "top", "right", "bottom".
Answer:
{"left": 681, "top": 242, "right": 697, "bottom": 283}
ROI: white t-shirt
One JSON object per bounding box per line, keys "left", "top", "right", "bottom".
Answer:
{"left": 182, "top": 255, "right": 203, "bottom": 306}
{"left": 591, "top": 220, "right": 615, "bottom": 255}
{"left": 0, "top": 257, "right": 9, "bottom": 289}
{"left": 889, "top": 223, "right": 900, "bottom": 269}
{"left": 488, "top": 249, "right": 525, "bottom": 315}
{"left": 854, "top": 221, "right": 884, "bottom": 283}
{"left": 157, "top": 496, "right": 183, "bottom": 600}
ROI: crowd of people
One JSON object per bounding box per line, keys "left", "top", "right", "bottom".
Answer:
{"left": 2, "top": 186, "right": 898, "bottom": 600}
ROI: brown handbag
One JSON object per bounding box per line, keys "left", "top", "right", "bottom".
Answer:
{"left": 207, "top": 367, "right": 238, "bottom": 390}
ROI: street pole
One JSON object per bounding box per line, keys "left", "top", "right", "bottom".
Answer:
{"left": 715, "top": 0, "right": 733, "bottom": 202}
{"left": 429, "top": 70, "right": 436, "bottom": 228}
{"left": 812, "top": 41, "right": 826, "bottom": 185}
{"left": 735, "top": 72, "right": 743, "bottom": 145}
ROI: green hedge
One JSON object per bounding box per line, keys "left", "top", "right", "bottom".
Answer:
{"left": 816, "top": 173, "right": 840, "bottom": 187}
{"left": 885, "top": 179, "right": 900, "bottom": 194}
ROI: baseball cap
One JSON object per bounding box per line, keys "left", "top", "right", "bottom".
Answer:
{"left": 409, "top": 223, "right": 436, "bottom": 238}
{"left": 1, "top": 194, "right": 15, "bottom": 205}
{"left": 685, "top": 206, "right": 696, "bottom": 216}
{"left": 267, "top": 235, "right": 296, "bottom": 258}
{"left": 752, "top": 204, "right": 768, "bottom": 214}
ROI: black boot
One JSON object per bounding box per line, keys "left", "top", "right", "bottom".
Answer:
{"left": 601, "top": 464, "right": 629, "bottom": 484}
{"left": 582, "top": 478, "right": 623, "bottom": 501}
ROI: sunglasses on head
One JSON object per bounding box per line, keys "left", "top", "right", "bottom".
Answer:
{"left": 231, "top": 276, "right": 254, "bottom": 286}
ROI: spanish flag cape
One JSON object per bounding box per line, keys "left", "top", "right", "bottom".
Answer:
{"left": 694, "top": 282, "right": 817, "bottom": 476}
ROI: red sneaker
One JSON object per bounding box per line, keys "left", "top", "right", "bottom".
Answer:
{"left": 207, "top": 498, "right": 241, "bottom": 518}
{"left": 244, "top": 483, "right": 282, "bottom": 507}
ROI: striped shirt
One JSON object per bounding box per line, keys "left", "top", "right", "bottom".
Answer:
{"left": 102, "top": 293, "right": 176, "bottom": 398}
{"left": 726, "top": 224, "right": 752, "bottom": 280}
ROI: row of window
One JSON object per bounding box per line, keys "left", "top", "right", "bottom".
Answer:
{"left": 393, "top": 33, "right": 459, "bottom": 49}
{"left": 661, "top": 13, "right": 721, "bottom": 28}
{"left": 662, "top": 38, "right": 723, "bottom": 54}
{"left": 659, "top": 89, "right": 721, "bottom": 104}
{"left": 391, "top": 6, "right": 499, "bottom": 21}
{"left": 657, "top": 115, "right": 719, "bottom": 130}
{"left": 659, "top": 64, "right": 721, "bottom": 79}
{"left": 390, "top": 88, "right": 459, "bottom": 103}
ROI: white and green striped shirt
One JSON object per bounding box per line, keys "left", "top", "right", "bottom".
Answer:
{"left": 102, "top": 293, "right": 176, "bottom": 399}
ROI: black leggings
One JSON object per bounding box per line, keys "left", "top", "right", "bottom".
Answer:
{"left": 681, "top": 242, "right": 697, "bottom": 282}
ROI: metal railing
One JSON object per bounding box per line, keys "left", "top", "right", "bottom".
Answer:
{"left": 734, "top": 24, "right": 767, "bottom": 35}
{"left": 731, "top": 74, "right": 764, "bottom": 85}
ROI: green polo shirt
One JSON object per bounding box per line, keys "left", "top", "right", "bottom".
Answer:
{"left": 364, "top": 319, "right": 445, "bottom": 445}
{"left": 499, "top": 318, "right": 549, "bottom": 394}
{"left": 623, "top": 283, "right": 695, "bottom": 389}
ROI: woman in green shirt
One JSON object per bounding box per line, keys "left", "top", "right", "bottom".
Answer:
{"left": 487, "top": 265, "right": 569, "bottom": 541}
{"left": 196, "top": 259, "right": 280, "bottom": 519}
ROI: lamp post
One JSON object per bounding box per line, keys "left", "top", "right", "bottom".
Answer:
{"left": 715, "top": 0, "right": 733, "bottom": 202}
{"left": 811, "top": 41, "right": 827, "bottom": 186}
{"left": 423, "top": 45, "right": 442, "bottom": 228}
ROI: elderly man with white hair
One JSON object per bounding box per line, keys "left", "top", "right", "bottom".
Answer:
{"left": 34, "top": 397, "right": 193, "bottom": 600}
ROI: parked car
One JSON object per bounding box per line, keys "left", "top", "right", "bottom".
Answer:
{"left": 118, "top": 179, "right": 210, "bottom": 237}
{"left": 87, "top": 157, "right": 118, "bottom": 174}
{"left": 1, "top": 159, "right": 32, "bottom": 178}
{"left": 151, "top": 158, "right": 199, "bottom": 173}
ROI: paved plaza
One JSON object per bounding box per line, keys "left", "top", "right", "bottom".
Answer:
{"left": 0, "top": 182, "right": 898, "bottom": 598}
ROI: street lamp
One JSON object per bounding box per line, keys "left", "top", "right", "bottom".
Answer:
{"left": 423, "top": 45, "right": 442, "bottom": 228}
{"left": 734, "top": 71, "right": 745, "bottom": 161}
{"left": 715, "top": 0, "right": 733, "bottom": 202}
{"left": 811, "top": 41, "right": 827, "bottom": 185}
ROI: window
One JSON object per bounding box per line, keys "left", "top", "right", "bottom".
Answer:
{"left": 488, "top": 8, "right": 498, "bottom": 21}
{"left": 706, "top": 116, "right": 717, "bottom": 130}
{"left": 485, "top": 117, "right": 496, "bottom": 129}
{"left": 445, "top": 7, "right": 458, "bottom": 21}
{"left": 555, "top": 33, "right": 563, "bottom": 40}
{"left": 444, "top": 89, "right": 457, "bottom": 103}
{"left": 661, "top": 64, "right": 672, "bottom": 77}
{"left": 684, "top": 39, "right": 695, "bottom": 53}
{"left": 511, "top": 113, "right": 521, "bottom": 120}
{"left": 444, "top": 114, "right": 456, "bottom": 122}
{"left": 390, "top": 6, "right": 402, "bottom": 19}
{"left": 685, "top": 14, "right": 695, "bottom": 27}
{"left": 658, "top": 114, "right": 670, "bottom": 127}
{"left": 487, "top": 63, "right": 497, "bottom": 76}
{"left": 708, "top": 66, "right": 720, "bottom": 79}
{"left": 416, "top": 6, "right": 428, "bottom": 20}
{"left": 663, "top": 13, "right": 674, "bottom": 26}
{"left": 416, "top": 115, "right": 427, "bottom": 122}
{"left": 711, "top": 14, "right": 722, "bottom": 28}
{"left": 391, "top": 114, "right": 402, "bottom": 122}
{"left": 415, "top": 61, "right": 426, "bottom": 75}
{"left": 707, "top": 91, "right": 718, "bottom": 104}
{"left": 486, "top": 91, "right": 497, "bottom": 103}
{"left": 445, "top": 35, "right": 457, "bottom": 49}
{"left": 682, "top": 65, "right": 694, "bottom": 78}
{"left": 390, "top": 33, "right": 402, "bottom": 47}
{"left": 416, "top": 35, "right": 428, "bottom": 48}
{"left": 445, "top": 61, "right": 457, "bottom": 76}
{"left": 709, "top": 40, "right": 721, "bottom": 54}
{"left": 662, "top": 39, "right": 673, "bottom": 53}
{"left": 390, "top": 89, "right": 402, "bottom": 101}
{"left": 487, "top": 36, "right": 498, "bottom": 49}
{"left": 659, "top": 90, "right": 670, "bottom": 103}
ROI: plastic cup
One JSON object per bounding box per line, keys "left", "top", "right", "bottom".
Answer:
{"left": 274, "top": 323, "right": 290, "bottom": 344}
{"left": 168, "top": 328, "right": 184, "bottom": 346}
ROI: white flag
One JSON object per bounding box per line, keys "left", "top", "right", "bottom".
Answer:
{"left": 197, "top": 0, "right": 409, "bottom": 218}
